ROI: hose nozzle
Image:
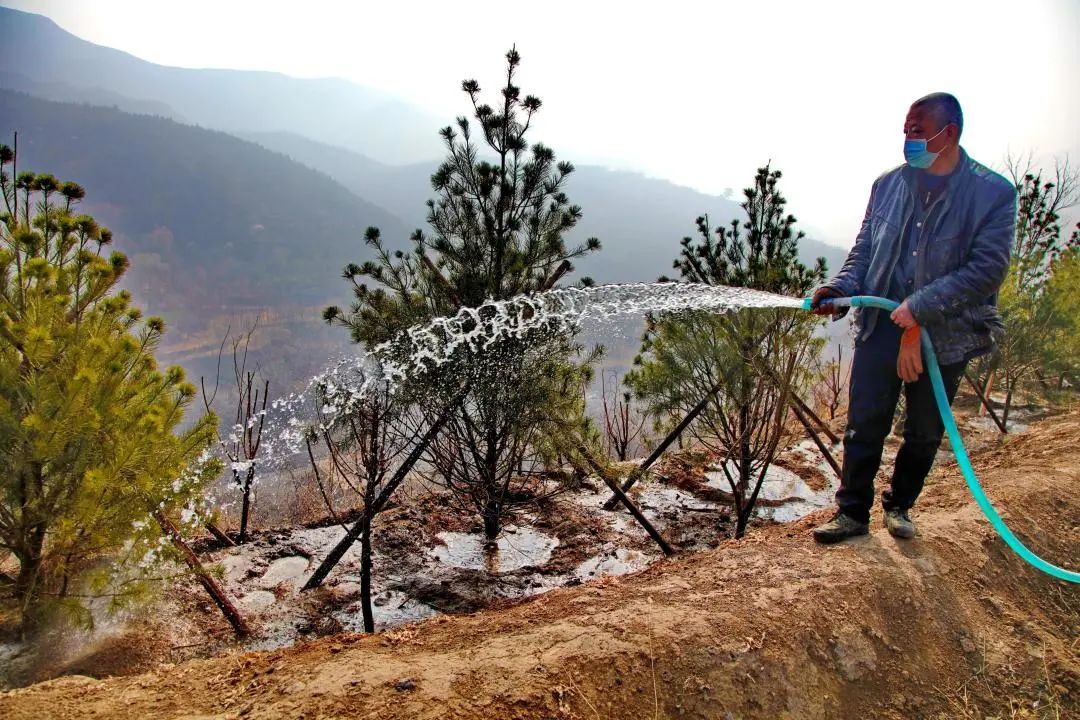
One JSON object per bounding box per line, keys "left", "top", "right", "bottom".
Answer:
{"left": 801, "top": 296, "right": 855, "bottom": 312}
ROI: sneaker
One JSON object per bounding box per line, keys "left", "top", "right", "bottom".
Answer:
{"left": 885, "top": 509, "right": 916, "bottom": 539}
{"left": 813, "top": 512, "right": 870, "bottom": 544}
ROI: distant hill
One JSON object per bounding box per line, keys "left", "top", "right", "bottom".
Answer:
{"left": 0, "top": 5, "right": 853, "bottom": 388}
{"left": 1, "top": 5, "right": 848, "bottom": 284}
{"left": 240, "top": 131, "right": 850, "bottom": 284}
{"left": 0, "top": 6, "right": 443, "bottom": 164}
{"left": 0, "top": 70, "right": 180, "bottom": 119}
{"left": 0, "top": 90, "right": 410, "bottom": 387}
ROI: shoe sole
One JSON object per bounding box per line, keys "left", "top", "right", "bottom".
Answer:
{"left": 813, "top": 527, "right": 870, "bottom": 545}
{"left": 886, "top": 526, "right": 916, "bottom": 539}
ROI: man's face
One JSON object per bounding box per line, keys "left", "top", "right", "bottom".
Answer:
{"left": 904, "top": 106, "right": 954, "bottom": 152}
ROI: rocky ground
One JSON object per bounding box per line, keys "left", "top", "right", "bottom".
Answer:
{"left": 1, "top": 403, "right": 1076, "bottom": 719}
{"left": 0, "top": 432, "right": 841, "bottom": 685}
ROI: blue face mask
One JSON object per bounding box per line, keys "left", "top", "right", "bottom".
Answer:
{"left": 904, "top": 125, "right": 949, "bottom": 169}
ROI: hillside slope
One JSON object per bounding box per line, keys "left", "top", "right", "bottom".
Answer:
{"left": 3, "top": 411, "right": 1076, "bottom": 719}
{"left": 0, "top": 7, "right": 443, "bottom": 163}
{"left": 0, "top": 90, "right": 411, "bottom": 387}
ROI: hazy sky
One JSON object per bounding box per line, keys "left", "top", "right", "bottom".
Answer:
{"left": 6, "top": 0, "right": 1079, "bottom": 248}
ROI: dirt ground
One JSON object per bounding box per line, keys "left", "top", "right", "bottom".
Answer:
{"left": 1, "top": 411, "right": 1077, "bottom": 719}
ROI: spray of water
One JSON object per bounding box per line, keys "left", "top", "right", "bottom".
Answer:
{"left": 252, "top": 282, "right": 805, "bottom": 469}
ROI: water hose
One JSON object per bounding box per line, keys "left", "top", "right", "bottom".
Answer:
{"left": 802, "top": 294, "right": 1079, "bottom": 583}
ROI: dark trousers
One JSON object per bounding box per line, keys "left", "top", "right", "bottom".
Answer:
{"left": 836, "top": 320, "right": 967, "bottom": 523}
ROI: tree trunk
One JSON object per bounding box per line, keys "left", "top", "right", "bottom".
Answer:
{"left": 482, "top": 498, "right": 501, "bottom": 541}
{"left": 360, "top": 516, "right": 375, "bottom": 633}
{"left": 14, "top": 523, "right": 46, "bottom": 636}
{"left": 790, "top": 405, "right": 842, "bottom": 479}
{"left": 153, "top": 510, "right": 250, "bottom": 638}
{"left": 734, "top": 508, "right": 750, "bottom": 540}
{"left": 978, "top": 369, "right": 996, "bottom": 417}
{"left": 306, "top": 515, "right": 367, "bottom": 592}
{"left": 14, "top": 558, "right": 41, "bottom": 636}
{"left": 735, "top": 389, "right": 752, "bottom": 540}
{"left": 482, "top": 420, "right": 500, "bottom": 542}
{"left": 733, "top": 464, "right": 752, "bottom": 540}
{"left": 1003, "top": 382, "right": 1014, "bottom": 431}
{"left": 239, "top": 464, "right": 255, "bottom": 543}
{"left": 787, "top": 391, "right": 840, "bottom": 445}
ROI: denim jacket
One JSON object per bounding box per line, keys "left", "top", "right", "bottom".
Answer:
{"left": 826, "top": 147, "right": 1018, "bottom": 365}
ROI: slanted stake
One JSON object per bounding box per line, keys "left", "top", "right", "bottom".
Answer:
{"left": 301, "top": 396, "right": 460, "bottom": 591}
{"left": 575, "top": 445, "right": 675, "bottom": 556}
{"left": 601, "top": 382, "right": 722, "bottom": 511}
{"left": 964, "top": 371, "right": 1008, "bottom": 434}
{"left": 153, "top": 509, "right": 250, "bottom": 638}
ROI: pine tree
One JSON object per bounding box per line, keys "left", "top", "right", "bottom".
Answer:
{"left": 0, "top": 145, "right": 216, "bottom": 632}
{"left": 1043, "top": 243, "right": 1080, "bottom": 387}
{"left": 1008, "top": 157, "right": 1079, "bottom": 291}
{"left": 324, "top": 48, "right": 600, "bottom": 543}
{"left": 976, "top": 156, "right": 1080, "bottom": 426}
{"left": 626, "top": 164, "right": 825, "bottom": 538}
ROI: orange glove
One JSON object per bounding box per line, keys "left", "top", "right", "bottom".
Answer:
{"left": 897, "top": 325, "right": 923, "bottom": 382}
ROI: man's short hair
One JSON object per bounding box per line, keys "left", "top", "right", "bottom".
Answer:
{"left": 911, "top": 92, "right": 964, "bottom": 137}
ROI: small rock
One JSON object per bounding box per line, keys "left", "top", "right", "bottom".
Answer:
{"left": 830, "top": 629, "right": 877, "bottom": 681}
{"left": 395, "top": 678, "right": 416, "bottom": 692}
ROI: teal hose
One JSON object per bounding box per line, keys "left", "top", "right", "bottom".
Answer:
{"left": 802, "top": 294, "right": 1078, "bottom": 583}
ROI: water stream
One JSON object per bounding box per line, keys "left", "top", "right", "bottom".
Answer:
{"left": 252, "top": 282, "right": 805, "bottom": 468}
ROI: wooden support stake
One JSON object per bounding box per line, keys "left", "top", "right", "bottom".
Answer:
{"left": 755, "top": 359, "right": 841, "bottom": 445}
{"left": 787, "top": 392, "right": 841, "bottom": 445}
{"left": 302, "top": 397, "right": 460, "bottom": 591}
{"left": 577, "top": 446, "right": 675, "bottom": 556}
{"left": 154, "top": 510, "right": 250, "bottom": 638}
{"left": 964, "top": 371, "right": 1007, "bottom": 434}
{"left": 602, "top": 383, "right": 720, "bottom": 511}
{"left": 205, "top": 521, "right": 235, "bottom": 547}
{"left": 790, "top": 404, "right": 843, "bottom": 480}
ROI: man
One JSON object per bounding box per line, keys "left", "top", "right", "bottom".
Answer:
{"left": 809, "top": 92, "right": 1017, "bottom": 543}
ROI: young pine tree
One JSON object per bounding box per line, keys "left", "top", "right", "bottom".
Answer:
{"left": 626, "top": 164, "right": 825, "bottom": 538}
{"left": 977, "top": 156, "right": 1080, "bottom": 425}
{"left": 1042, "top": 243, "right": 1080, "bottom": 388}
{"left": 324, "top": 48, "right": 600, "bottom": 543}
{"left": 0, "top": 146, "right": 216, "bottom": 632}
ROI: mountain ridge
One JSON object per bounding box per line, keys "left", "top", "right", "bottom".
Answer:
{"left": 0, "top": 6, "right": 445, "bottom": 163}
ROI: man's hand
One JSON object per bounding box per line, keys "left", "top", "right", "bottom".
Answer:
{"left": 810, "top": 286, "right": 843, "bottom": 316}
{"left": 890, "top": 300, "right": 917, "bottom": 329}
{"left": 897, "top": 325, "right": 923, "bottom": 382}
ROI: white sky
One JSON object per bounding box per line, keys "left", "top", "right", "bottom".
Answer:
{"left": 6, "top": 0, "right": 1079, "bottom": 248}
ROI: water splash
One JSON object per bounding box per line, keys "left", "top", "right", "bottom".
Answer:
{"left": 253, "top": 282, "right": 804, "bottom": 468}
